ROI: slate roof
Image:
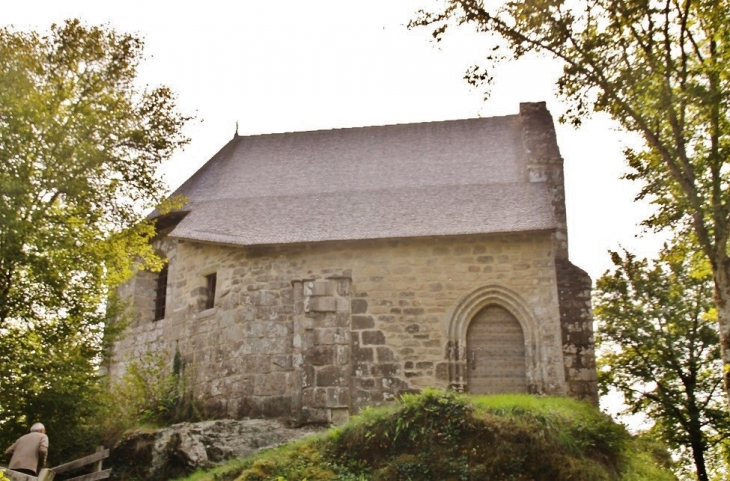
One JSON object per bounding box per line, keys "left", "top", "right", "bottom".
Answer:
{"left": 167, "top": 111, "right": 558, "bottom": 246}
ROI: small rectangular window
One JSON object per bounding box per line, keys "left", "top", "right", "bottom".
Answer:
{"left": 154, "top": 265, "right": 168, "bottom": 321}
{"left": 205, "top": 272, "right": 216, "bottom": 310}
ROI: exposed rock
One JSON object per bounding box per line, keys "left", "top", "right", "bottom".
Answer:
{"left": 110, "top": 419, "right": 322, "bottom": 480}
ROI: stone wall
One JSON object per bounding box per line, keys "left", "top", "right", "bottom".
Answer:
{"left": 111, "top": 232, "right": 569, "bottom": 423}
{"left": 521, "top": 102, "right": 598, "bottom": 404}
{"left": 520, "top": 101, "right": 569, "bottom": 260}
{"left": 556, "top": 259, "right": 598, "bottom": 403}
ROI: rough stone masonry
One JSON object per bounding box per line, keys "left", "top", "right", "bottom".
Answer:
{"left": 111, "top": 102, "right": 597, "bottom": 424}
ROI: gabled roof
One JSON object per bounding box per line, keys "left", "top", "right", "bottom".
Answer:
{"left": 166, "top": 106, "right": 559, "bottom": 246}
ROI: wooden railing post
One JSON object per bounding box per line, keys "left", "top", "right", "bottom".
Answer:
{"left": 91, "top": 447, "right": 103, "bottom": 473}
{"left": 37, "top": 469, "right": 55, "bottom": 481}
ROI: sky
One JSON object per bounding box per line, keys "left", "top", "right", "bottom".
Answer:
{"left": 2, "top": 0, "right": 665, "bottom": 282}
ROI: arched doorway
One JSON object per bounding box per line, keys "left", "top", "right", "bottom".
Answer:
{"left": 466, "top": 305, "right": 527, "bottom": 394}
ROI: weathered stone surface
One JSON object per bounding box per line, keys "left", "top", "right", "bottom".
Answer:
{"left": 351, "top": 299, "right": 368, "bottom": 314}
{"left": 352, "top": 345, "right": 374, "bottom": 363}
{"left": 309, "top": 296, "right": 336, "bottom": 312}
{"left": 311, "top": 279, "right": 336, "bottom": 296}
{"left": 352, "top": 315, "right": 375, "bottom": 330}
{"left": 111, "top": 419, "right": 321, "bottom": 481}
{"left": 361, "top": 330, "right": 386, "bottom": 345}
{"left": 306, "top": 345, "right": 334, "bottom": 366}
{"left": 556, "top": 259, "right": 598, "bottom": 404}
{"left": 113, "top": 189, "right": 594, "bottom": 420}
{"left": 316, "top": 365, "right": 347, "bottom": 387}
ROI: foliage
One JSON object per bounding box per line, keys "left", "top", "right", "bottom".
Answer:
{"left": 0, "top": 296, "right": 129, "bottom": 464}
{"left": 0, "top": 19, "right": 189, "bottom": 463}
{"left": 100, "top": 348, "right": 204, "bottom": 447}
{"left": 411, "top": 0, "right": 730, "bottom": 405}
{"left": 595, "top": 247, "right": 730, "bottom": 480}
{"left": 173, "top": 391, "right": 675, "bottom": 481}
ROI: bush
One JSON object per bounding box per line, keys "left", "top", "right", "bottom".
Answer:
{"left": 99, "top": 348, "right": 204, "bottom": 446}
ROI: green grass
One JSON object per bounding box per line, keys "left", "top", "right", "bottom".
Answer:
{"left": 174, "top": 390, "right": 676, "bottom": 481}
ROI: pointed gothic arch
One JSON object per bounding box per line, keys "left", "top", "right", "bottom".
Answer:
{"left": 444, "top": 285, "right": 546, "bottom": 394}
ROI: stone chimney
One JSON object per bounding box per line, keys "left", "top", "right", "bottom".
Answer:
{"left": 519, "top": 102, "right": 568, "bottom": 260}
{"left": 520, "top": 102, "right": 598, "bottom": 404}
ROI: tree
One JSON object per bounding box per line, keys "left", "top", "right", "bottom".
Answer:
{"left": 0, "top": 20, "right": 189, "bottom": 459}
{"left": 595, "top": 247, "right": 729, "bottom": 481}
{"left": 411, "top": 0, "right": 730, "bottom": 404}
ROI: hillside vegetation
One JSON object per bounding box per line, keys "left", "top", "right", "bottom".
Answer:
{"left": 176, "top": 390, "right": 675, "bottom": 481}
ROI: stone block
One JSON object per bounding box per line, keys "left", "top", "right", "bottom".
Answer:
{"left": 314, "top": 328, "right": 336, "bottom": 345}
{"left": 306, "top": 345, "right": 334, "bottom": 366}
{"left": 258, "top": 395, "right": 292, "bottom": 417}
{"left": 272, "top": 354, "right": 293, "bottom": 371}
{"left": 352, "top": 345, "right": 374, "bottom": 363}
{"left": 429, "top": 283, "right": 443, "bottom": 291}
{"left": 310, "top": 296, "right": 336, "bottom": 312}
{"left": 351, "top": 389, "right": 375, "bottom": 407}
{"left": 255, "top": 290, "right": 279, "bottom": 306}
{"left": 245, "top": 355, "right": 271, "bottom": 375}
{"left": 301, "top": 407, "right": 329, "bottom": 424}
{"left": 336, "top": 345, "right": 350, "bottom": 365}
{"left": 254, "top": 372, "right": 287, "bottom": 396}
{"left": 335, "top": 312, "right": 350, "bottom": 327}
{"left": 264, "top": 321, "right": 290, "bottom": 338}
{"left": 403, "top": 307, "right": 424, "bottom": 315}
{"left": 347, "top": 297, "right": 368, "bottom": 315}
{"left": 326, "top": 387, "right": 351, "bottom": 408}
{"left": 435, "top": 362, "right": 450, "bottom": 381}
{"left": 352, "top": 315, "right": 375, "bottom": 330}
{"left": 311, "top": 279, "right": 336, "bottom": 296}
{"left": 302, "top": 387, "right": 328, "bottom": 408}
{"left": 316, "top": 365, "right": 346, "bottom": 386}
{"left": 376, "top": 346, "right": 397, "bottom": 362}
{"left": 406, "top": 324, "right": 421, "bottom": 334}
{"left": 362, "top": 330, "right": 386, "bottom": 345}
{"left": 336, "top": 297, "right": 350, "bottom": 312}
{"left": 329, "top": 407, "right": 350, "bottom": 424}
{"left": 371, "top": 363, "right": 399, "bottom": 377}
{"left": 301, "top": 364, "right": 315, "bottom": 388}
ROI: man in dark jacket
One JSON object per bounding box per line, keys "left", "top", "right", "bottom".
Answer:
{"left": 5, "top": 423, "right": 48, "bottom": 476}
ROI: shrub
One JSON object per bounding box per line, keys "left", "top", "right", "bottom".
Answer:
{"left": 99, "top": 348, "right": 204, "bottom": 446}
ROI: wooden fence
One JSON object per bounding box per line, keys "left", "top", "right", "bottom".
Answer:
{"left": 2, "top": 447, "right": 110, "bottom": 481}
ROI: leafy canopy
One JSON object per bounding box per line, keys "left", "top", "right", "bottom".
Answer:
{"left": 595, "top": 247, "right": 729, "bottom": 480}
{"left": 0, "top": 19, "right": 189, "bottom": 460}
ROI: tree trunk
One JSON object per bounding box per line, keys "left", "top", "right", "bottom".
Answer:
{"left": 712, "top": 255, "right": 730, "bottom": 407}
{"left": 689, "top": 435, "right": 709, "bottom": 481}
{"left": 686, "top": 397, "right": 709, "bottom": 481}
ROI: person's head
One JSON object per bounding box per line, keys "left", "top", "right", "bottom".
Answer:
{"left": 30, "top": 423, "right": 45, "bottom": 434}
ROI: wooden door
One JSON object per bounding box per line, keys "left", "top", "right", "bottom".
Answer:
{"left": 466, "top": 305, "right": 527, "bottom": 394}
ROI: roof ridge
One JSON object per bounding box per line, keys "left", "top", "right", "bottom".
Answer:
{"left": 231, "top": 113, "right": 520, "bottom": 139}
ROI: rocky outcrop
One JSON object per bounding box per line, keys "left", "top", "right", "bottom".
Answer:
{"left": 110, "top": 419, "right": 322, "bottom": 480}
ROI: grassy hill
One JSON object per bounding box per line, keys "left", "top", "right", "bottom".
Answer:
{"left": 176, "top": 390, "right": 675, "bottom": 481}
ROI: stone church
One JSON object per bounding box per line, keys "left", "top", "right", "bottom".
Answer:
{"left": 111, "top": 102, "right": 597, "bottom": 424}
